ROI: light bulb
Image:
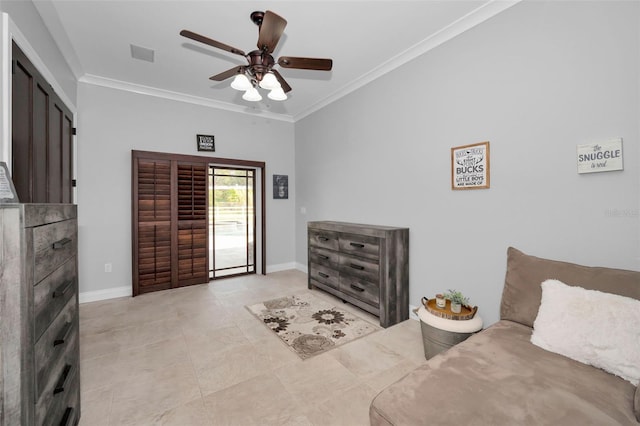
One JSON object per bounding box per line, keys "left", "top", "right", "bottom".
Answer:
{"left": 259, "top": 72, "right": 280, "bottom": 90}
{"left": 242, "top": 87, "right": 262, "bottom": 102}
{"left": 231, "top": 74, "right": 252, "bottom": 91}
{"left": 268, "top": 87, "right": 287, "bottom": 101}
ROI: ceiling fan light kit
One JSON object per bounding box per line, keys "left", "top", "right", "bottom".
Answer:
{"left": 230, "top": 73, "right": 252, "bottom": 91}
{"left": 267, "top": 87, "right": 287, "bottom": 101}
{"left": 180, "top": 10, "right": 333, "bottom": 103}
{"left": 259, "top": 72, "right": 280, "bottom": 90}
{"left": 242, "top": 86, "right": 263, "bottom": 102}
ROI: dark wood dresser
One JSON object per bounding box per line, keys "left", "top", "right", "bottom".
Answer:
{"left": 0, "top": 204, "right": 80, "bottom": 425}
{"left": 307, "top": 221, "right": 409, "bottom": 328}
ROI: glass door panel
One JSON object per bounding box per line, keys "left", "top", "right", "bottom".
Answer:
{"left": 209, "top": 167, "right": 256, "bottom": 279}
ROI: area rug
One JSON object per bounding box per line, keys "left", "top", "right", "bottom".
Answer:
{"left": 246, "top": 293, "right": 380, "bottom": 360}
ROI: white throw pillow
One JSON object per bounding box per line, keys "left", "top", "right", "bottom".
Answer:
{"left": 531, "top": 279, "right": 640, "bottom": 386}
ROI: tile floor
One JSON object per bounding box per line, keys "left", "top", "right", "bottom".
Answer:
{"left": 79, "top": 270, "right": 427, "bottom": 425}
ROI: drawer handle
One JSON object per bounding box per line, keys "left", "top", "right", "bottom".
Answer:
{"left": 349, "top": 242, "right": 365, "bottom": 248}
{"left": 53, "top": 280, "right": 73, "bottom": 299}
{"left": 54, "top": 322, "right": 73, "bottom": 347}
{"left": 318, "top": 236, "right": 329, "bottom": 242}
{"left": 318, "top": 272, "right": 330, "bottom": 278}
{"left": 52, "top": 237, "right": 72, "bottom": 250}
{"left": 350, "top": 284, "right": 365, "bottom": 292}
{"left": 59, "top": 407, "right": 74, "bottom": 426}
{"left": 53, "top": 364, "right": 72, "bottom": 395}
{"left": 318, "top": 254, "right": 329, "bottom": 260}
{"left": 350, "top": 263, "right": 365, "bottom": 271}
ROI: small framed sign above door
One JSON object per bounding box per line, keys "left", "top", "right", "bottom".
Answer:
{"left": 197, "top": 134, "right": 215, "bottom": 152}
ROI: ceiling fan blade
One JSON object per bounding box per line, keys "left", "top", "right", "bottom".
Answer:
{"left": 209, "top": 66, "right": 245, "bottom": 81}
{"left": 257, "top": 11, "right": 287, "bottom": 53}
{"left": 278, "top": 56, "right": 333, "bottom": 71}
{"left": 180, "top": 30, "right": 245, "bottom": 57}
{"left": 272, "top": 69, "right": 292, "bottom": 93}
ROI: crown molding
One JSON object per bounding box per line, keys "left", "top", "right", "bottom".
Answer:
{"left": 78, "top": 74, "right": 296, "bottom": 123}
{"left": 292, "top": 0, "right": 521, "bottom": 122}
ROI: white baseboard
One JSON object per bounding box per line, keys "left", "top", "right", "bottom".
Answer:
{"left": 79, "top": 286, "right": 131, "bottom": 304}
{"left": 80, "top": 264, "right": 306, "bottom": 303}
{"left": 295, "top": 262, "right": 308, "bottom": 273}
{"left": 266, "top": 262, "right": 297, "bottom": 273}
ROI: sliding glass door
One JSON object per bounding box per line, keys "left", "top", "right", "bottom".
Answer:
{"left": 209, "top": 167, "right": 256, "bottom": 278}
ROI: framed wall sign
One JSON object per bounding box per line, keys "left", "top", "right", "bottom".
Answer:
{"left": 451, "top": 141, "right": 490, "bottom": 190}
{"left": 273, "top": 174, "right": 288, "bottom": 199}
{"left": 0, "top": 162, "right": 19, "bottom": 203}
{"left": 577, "top": 138, "right": 623, "bottom": 174}
{"left": 197, "top": 134, "right": 215, "bottom": 152}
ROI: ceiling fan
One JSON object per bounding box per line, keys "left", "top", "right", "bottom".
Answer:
{"left": 180, "top": 10, "right": 333, "bottom": 101}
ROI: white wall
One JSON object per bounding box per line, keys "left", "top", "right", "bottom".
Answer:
{"left": 76, "top": 83, "right": 295, "bottom": 298}
{"left": 295, "top": 1, "right": 640, "bottom": 326}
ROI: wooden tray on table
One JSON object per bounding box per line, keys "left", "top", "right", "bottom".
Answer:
{"left": 421, "top": 297, "right": 477, "bottom": 321}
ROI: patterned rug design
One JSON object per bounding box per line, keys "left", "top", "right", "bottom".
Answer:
{"left": 247, "top": 293, "right": 380, "bottom": 359}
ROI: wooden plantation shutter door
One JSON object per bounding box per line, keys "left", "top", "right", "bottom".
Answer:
{"left": 132, "top": 151, "right": 209, "bottom": 296}
{"left": 177, "top": 163, "right": 208, "bottom": 286}
{"left": 135, "top": 158, "right": 172, "bottom": 294}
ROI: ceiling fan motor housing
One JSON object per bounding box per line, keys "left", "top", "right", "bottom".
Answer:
{"left": 247, "top": 50, "right": 275, "bottom": 81}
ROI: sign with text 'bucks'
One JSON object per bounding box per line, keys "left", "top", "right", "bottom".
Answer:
{"left": 577, "top": 138, "right": 623, "bottom": 174}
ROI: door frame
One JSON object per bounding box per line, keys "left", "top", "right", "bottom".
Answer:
{"left": 209, "top": 165, "right": 257, "bottom": 279}
{"left": 132, "top": 150, "right": 266, "bottom": 276}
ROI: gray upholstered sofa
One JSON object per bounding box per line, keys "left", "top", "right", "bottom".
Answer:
{"left": 370, "top": 247, "right": 640, "bottom": 425}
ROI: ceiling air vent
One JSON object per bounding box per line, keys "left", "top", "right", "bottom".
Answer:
{"left": 130, "top": 44, "right": 155, "bottom": 63}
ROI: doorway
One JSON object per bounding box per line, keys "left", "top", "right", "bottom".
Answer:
{"left": 209, "top": 166, "right": 256, "bottom": 279}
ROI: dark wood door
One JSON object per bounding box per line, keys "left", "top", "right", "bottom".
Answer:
{"left": 11, "top": 41, "right": 73, "bottom": 203}
{"left": 176, "top": 162, "right": 208, "bottom": 286}
{"left": 134, "top": 158, "right": 173, "bottom": 294}
{"left": 132, "top": 152, "right": 209, "bottom": 295}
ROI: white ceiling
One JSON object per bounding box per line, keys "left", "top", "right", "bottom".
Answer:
{"left": 33, "top": 0, "right": 518, "bottom": 122}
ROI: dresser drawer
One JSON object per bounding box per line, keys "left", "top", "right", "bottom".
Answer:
{"left": 340, "top": 274, "right": 380, "bottom": 307}
{"left": 309, "top": 246, "right": 339, "bottom": 267}
{"left": 34, "top": 295, "right": 78, "bottom": 400}
{"left": 56, "top": 403, "right": 80, "bottom": 426}
{"left": 309, "top": 263, "right": 339, "bottom": 289}
{"left": 338, "top": 254, "right": 379, "bottom": 283}
{"left": 35, "top": 338, "right": 79, "bottom": 425}
{"left": 309, "top": 230, "right": 339, "bottom": 251}
{"left": 35, "top": 362, "right": 79, "bottom": 426}
{"left": 33, "top": 219, "right": 77, "bottom": 283}
{"left": 33, "top": 257, "right": 76, "bottom": 341}
{"left": 339, "top": 234, "right": 379, "bottom": 260}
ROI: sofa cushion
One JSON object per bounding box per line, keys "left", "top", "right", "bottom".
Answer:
{"left": 500, "top": 247, "right": 640, "bottom": 327}
{"left": 370, "top": 320, "right": 638, "bottom": 426}
{"left": 531, "top": 279, "right": 640, "bottom": 386}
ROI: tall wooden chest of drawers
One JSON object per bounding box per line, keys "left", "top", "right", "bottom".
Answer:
{"left": 0, "top": 204, "right": 80, "bottom": 426}
{"left": 307, "top": 221, "right": 409, "bottom": 328}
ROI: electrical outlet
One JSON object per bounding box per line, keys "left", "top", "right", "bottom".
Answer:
{"left": 300, "top": 206, "right": 307, "bottom": 215}
{"left": 105, "top": 263, "right": 112, "bottom": 273}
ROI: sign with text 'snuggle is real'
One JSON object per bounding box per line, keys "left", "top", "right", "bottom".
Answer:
{"left": 577, "top": 138, "right": 623, "bottom": 174}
